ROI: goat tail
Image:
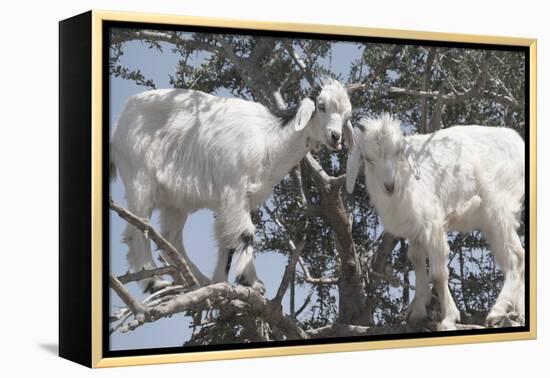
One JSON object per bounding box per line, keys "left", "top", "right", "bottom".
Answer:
{"left": 109, "top": 145, "right": 118, "bottom": 183}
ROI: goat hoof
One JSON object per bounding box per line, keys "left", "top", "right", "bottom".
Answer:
{"left": 486, "top": 312, "right": 523, "bottom": 328}
{"left": 486, "top": 306, "right": 509, "bottom": 327}
{"left": 251, "top": 280, "right": 266, "bottom": 295}
{"left": 406, "top": 305, "right": 428, "bottom": 325}
{"left": 236, "top": 275, "right": 266, "bottom": 295}
{"left": 143, "top": 278, "right": 171, "bottom": 294}
{"left": 437, "top": 319, "right": 457, "bottom": 331}
{"left": 405, "top": 298, "right": 428, "bottom": 325}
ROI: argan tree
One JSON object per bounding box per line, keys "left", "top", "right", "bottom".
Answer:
{"left": 108, "top": 28, "right": 526, "bottom": 344}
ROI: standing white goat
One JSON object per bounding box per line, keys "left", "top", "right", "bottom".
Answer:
{"left": 346, "top": 114, "right": 524, "bottom": 330}
{"left": 111, "top": 79, "right": 354, "bottom": 293}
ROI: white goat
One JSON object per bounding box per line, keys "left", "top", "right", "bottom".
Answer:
{"left": 111, "top": 79, "right": 354, "bottom": 293}
{"left": 346, "top": 114, "right": 524, "bottom": 330}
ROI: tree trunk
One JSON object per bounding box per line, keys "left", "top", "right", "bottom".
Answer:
{"left": 319, "top": 184, "right": 369, "bottom": 325}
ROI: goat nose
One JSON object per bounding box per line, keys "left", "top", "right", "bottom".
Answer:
{"left": 384, "top": 182, "right": 394, "bottom": 194}
{"left": 331, "top": 130, "right": 341, "bottom": 142}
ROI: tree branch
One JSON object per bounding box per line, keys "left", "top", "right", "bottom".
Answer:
{"left": 487, "top": 91, "right": 523, "bottom": 111}
{"left": 345, "top": 82, "right": 368, "bottom": 93}
{"left": 420, "top": 47, "right": 437, "bottom": 133}
{"left": 293, "top": 165, "right": 322, "bottom": 216}
{"left": 307, "top": 323, "right": 370, "bottom": 338}
{"left": 109, "top": 198, "right": 200, "bottom": 288}
{"left": 110, "top": 29, "right": 182, "bottom": 46}
{"left": 109, "top": 273, "right": 149, "bottom": 315}
{"left": 273, "top": 238, "right": 307, "bottom": 304}
{"left": 388, "top": 87, "right": 441, "bottom": 98}
{"left": 264, "top": 204, "right": 309, "bottom": 304}
{"left": 283, "top": 41, "right": 317, "bottom": 88}
{"left": 216, "top": 36, "right": 284, "bottom": 111}
{"left": 118, "top": 282, "right": 308, "bottom": 339}
{"left": 372, "top": 233, "right": 399, "bottom": 277}
{"left": 360, "top": 45, "right": 403, "bottom": 88}
{"left": 307, "top": 321, "right": 486, "bottom": 338}
{"left": 294, "top": 289, "right": 313, "bottom": 318}
{"left": 116, "top": 266, "right": 183, "bottom": 286}
{"left": 304, "top": 153, "right": 333, "bottom": 192}
{"left": 298, "top": 257, "right": 339, "bottom": 285}
{"left": 388, "top": 57, "right": 489, "bottom": 104}
{"left": 443, "top": 54, "right": 489, "bottom": 105}
{"left": 110, "top": 285, "right": 186, "bottom": 324}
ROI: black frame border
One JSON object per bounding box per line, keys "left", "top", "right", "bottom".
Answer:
{"left": 59, "top": 11, "right": 93, "bottom": 367}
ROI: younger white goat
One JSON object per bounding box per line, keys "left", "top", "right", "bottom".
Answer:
{"left": 111, "top": 79, "right": 354, "bottom": 293}
{"left": 346, "top": 114, "right": 524, "bottom": 330}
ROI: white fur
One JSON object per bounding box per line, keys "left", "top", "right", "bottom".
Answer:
{"left": 347, "top": 114, "right": 525, "bottom": 329}
{"left": 111, "top": 79, "right": 352, "bottom": 293}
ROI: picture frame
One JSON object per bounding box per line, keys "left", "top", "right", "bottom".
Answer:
{"left": 59, "top": 10, "right": 537, "bottom": 368}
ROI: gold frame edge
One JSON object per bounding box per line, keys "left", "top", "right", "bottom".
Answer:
{"left": 89, "top": 9, "right": 538, "bottom": 368}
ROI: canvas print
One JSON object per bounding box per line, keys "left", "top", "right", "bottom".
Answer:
{"left": 107, "top": 24, "right": 527, "bottom": 353}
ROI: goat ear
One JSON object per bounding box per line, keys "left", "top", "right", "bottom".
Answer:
{"left": 404, "top": 142, "right": 421, "bottom": 180}
{"left": 343, "top": 120, "right": 356, "bottom": 150}
{"left": 294, "top": 98, "right": 316, "bottom": 131}
{"left": 346, "top": 145, "right": 362, "bottom": 194}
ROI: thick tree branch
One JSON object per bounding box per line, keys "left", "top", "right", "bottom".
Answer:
{"left": 116, "top": 266, "right": 183, "bottom": 286}
{"left": 372, "top": 233, "right": 400, "bottom": 275}
{"left": 305, "top": 153, "right": 369, "bottom": 324}
{"left": 303, "top": 154, "right": 346, "bottom": 189}
{"left": 304, "top": 153, "right": 333, "bottom": 192}
{"left": 108, "top": 199, "right": 309, "bottom": 339}
{"left": 118, "top": 282, "right": 307, "bottom": 339}
{"left": 429, "top": 83, "right": 447, "bottom": 132}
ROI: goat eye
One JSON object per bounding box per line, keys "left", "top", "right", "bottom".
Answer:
{"left": 317, "top": 101, "right": 326, "bottom": 112}
{"left": 365, "top": 156, "right": 374, "bottom": 165}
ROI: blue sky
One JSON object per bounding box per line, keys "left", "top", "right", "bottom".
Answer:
{"left": 108, "top": 33, "right": 364, "bottom": 350}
